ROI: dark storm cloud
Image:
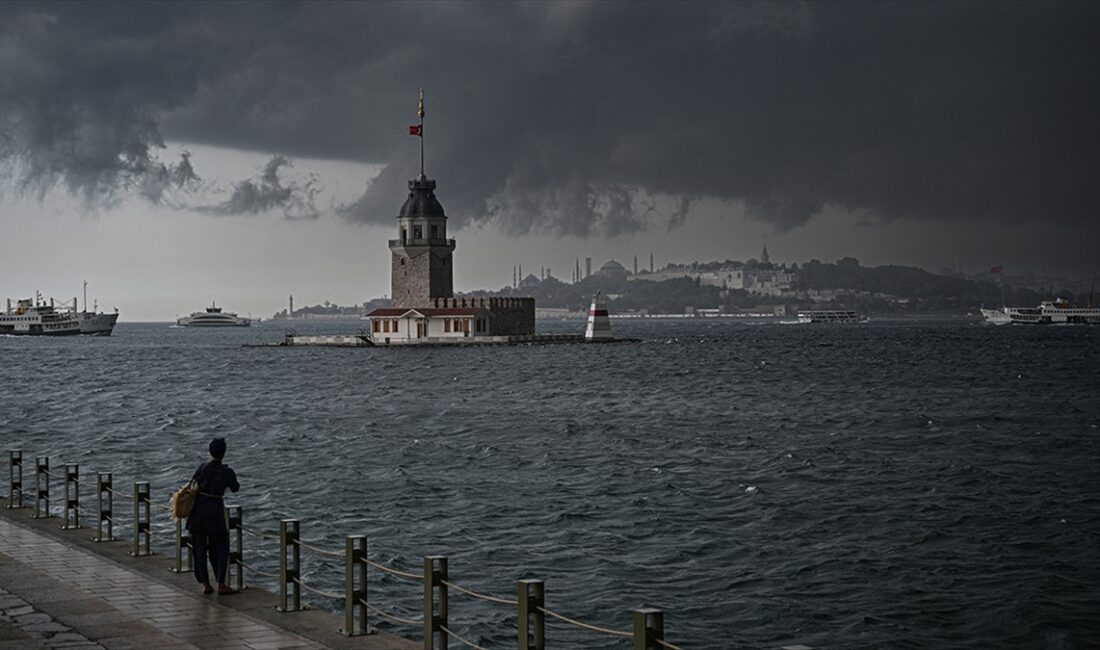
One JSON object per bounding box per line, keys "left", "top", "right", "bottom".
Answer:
{"left": 197, "top": 156, "right": 319, "bottom": 219}
{"left": 1, "top": 1, "right": 1098, "bottom": 238}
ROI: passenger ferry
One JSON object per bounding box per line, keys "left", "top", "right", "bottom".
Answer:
{"left": 1, "top": 297, "right": 81, "bottom": 336}
{"left": 796, "top": 310, "right": 864, "bottom": 323}
{"left": 1, "top": 293, "right": 118, "bottom": 336}
{"left": 981, "top": 298, "right": 1100, "bottom": 325}
{"left": 176, "top": 302, "right": 251, "bottom": 327}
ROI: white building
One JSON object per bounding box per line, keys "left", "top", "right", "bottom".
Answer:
{"left": 367, "top": 306, "right": 487, "bottom": 341}
{"left": 629, "top": 266, "right": 794, "bottom": 296}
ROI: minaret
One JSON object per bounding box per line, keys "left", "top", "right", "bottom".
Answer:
{"left": 761, "top": 244, "right": 770, "bottom": 265}
{"left": 650, "top": 252, "right": 654, "bottom": 273}
{"left": 289, "top": 294, "right": 294, "bottom": 318}
{"left": 389, "top": 90, "right": 456, "bottom": 308}
{"left": 633, "top": 254, "right": 638, "bottom": 275}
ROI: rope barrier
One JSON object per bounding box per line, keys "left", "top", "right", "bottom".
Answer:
{"left": 362, "top": 600, "right": 422, "bottom": 627}
{"left": 292, "top": 538, "right": 344, "bottom": 559}
{"left": 537, "top": 606, "right": 632, "bottom": 638}
{"left": 104, "top": 486, "right": 135, "bottom": 501}
{"left": 75, "top": 476, "right": 98, "bottom": 489}
{"left": 440, "top": 625, "right": 488, "bottom": 650}
{"left": 240, "top": 525, "right": 280, "bottom": 542}
{"left": 8, "top": 452, "right": 684, "bottom": 646}
{"left": 293, "top": 577, "right": 342, "bottom": 600}
{"left": 440, "top": 579, "right": 518, "bottom": 606}
{"left": 241, "top": 561, "right": 279, "bottom": 579}
{"left": 363, "top": 557, "right": 423, "bottom": 581}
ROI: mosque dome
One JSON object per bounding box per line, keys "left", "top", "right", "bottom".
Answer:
{"left": 598, "top": 259, "right": 629, "bottom": 279}
{"left": 399, "top": 175, "right": 446, "bottom": 219}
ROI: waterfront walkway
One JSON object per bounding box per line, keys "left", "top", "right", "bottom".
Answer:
{"left": 0, "top": 507, "right": 415, "bottom": 650}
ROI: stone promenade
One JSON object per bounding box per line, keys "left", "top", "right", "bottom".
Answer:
{"left": 0, "top": 505, "right": 416, "bottom": 650}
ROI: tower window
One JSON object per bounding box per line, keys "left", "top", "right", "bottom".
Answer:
{"left": 401, "top": 228, "right": 407, "bottom": 245}
{"left": 430, "top": 225, "right": 439, "bottom": 240}
{"left": 413, "top": 226, "right": 422, "bottom": 240}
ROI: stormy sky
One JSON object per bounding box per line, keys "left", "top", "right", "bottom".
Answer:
{"left": 1, "top": 1, "right": 1098, "bottom": 318}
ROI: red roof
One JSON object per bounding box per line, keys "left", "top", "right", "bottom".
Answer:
{"left": 367, "top": 308, "right": 409, "bottom": 317}
{"left": 367, "top": 307, "right": 482, "bottom": 317}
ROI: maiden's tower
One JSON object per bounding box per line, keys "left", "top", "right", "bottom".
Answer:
{"left": 367, "top": 91, "right": 534, "bottom": 342}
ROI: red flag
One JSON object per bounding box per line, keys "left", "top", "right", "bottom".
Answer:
{"left": 408, "top": 125, "right": 422, "bottom": 136}
{"left": 990, "top": 265, "right": 1003, "bottom": 274}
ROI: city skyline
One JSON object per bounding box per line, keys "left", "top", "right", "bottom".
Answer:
{"left": 2, "top": 2, "right": 1098, "bottom": 320}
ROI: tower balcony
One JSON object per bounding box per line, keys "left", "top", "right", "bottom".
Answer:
{"left": 389, "top": 237, "right": 456, "bottom": 249}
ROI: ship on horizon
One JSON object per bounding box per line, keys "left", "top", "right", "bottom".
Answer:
{"left": 981, "top": 298, "right": 1100, "bottom": 325}
{"left": 1, "top": 289, "right": 119, "bottom": 336}
{"left": 176, "top": 302, "right": 251, "bottom": 327}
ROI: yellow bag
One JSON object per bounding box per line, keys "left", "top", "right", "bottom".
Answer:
{"left": 170, "top": 480, "right": 198, "bottom": 519}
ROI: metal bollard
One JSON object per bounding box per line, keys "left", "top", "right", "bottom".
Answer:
{"left": 172, "top": 518, "right": 193, "bottom": 573}
{"left": 632, "top": 608, "right": 665, "bottom": 650}
{"left": 423, "top": 556, "right": 448, "bottom": 650}
{"left": 7, "top": 451, "right": 24, "bottom": 509}
{"left": 61, "top": 464, "right": 80, "bottom": 529}
{"left": 343, "top": 535, "right": 368, "bottom": 636}
{"left": 517, "top": 579, "right": 545, "bottom": 650}
{"left": 33, "top": 457, "right": 50, "bottom": 519}
{"left": 278, "top": 519, "right": 301, "bottom": 612}
{"left": 130, "top": 482, "right": 151, "bottom": 556}
{"left": 226, "top": 505, "right": 243, "bottom": 590}
{"left": 93, "top": 472, "right": 114, "bottom": 542}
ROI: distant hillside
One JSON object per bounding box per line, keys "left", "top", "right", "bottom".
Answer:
{"left": 472, "top": 257, "right": 1087, "bottom": 315}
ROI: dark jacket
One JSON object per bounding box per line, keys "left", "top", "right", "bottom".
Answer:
{"left": 185, "top": 459, "right": 240, "bottom": 534}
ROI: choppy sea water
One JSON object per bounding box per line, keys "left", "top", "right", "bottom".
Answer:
{"left": 2, "top": 318, "right": 1098, "bottom": 649}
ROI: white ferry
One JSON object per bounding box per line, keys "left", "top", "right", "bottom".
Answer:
{"left": 1, "top": 297, "right": 81, "bottom": 336}
{"left": 981, "top": 298, "right": 1100, "bottom": 325}
{"left": 176, "top": 302, "right": 251, "bottom": 327}
{"left": 797, "top": 310, "right": 864, "bottom": 323}
{"left": 1, "top": 293, "right": 118, "bottom": 336}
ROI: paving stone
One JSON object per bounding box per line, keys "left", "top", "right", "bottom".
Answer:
{"left": 14, "top": 612, "right": 54, "bottom": 626}
{"left": 3, "top": 605, "right": 34, "bottom": 617}
{"left": 42, "top": 632, "right": 97, "bottom": 645}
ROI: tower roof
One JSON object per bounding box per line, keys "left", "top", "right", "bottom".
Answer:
{"left": 398, "top": 174, "right": 446, "bottom": 219}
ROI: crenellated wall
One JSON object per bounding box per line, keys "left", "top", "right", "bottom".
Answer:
{"left": 431, "top": 296, "right": 535, "bottom": 335}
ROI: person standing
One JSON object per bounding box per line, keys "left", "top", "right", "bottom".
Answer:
{"left": 186, "top": 437, "right": 240, "bottom": 595}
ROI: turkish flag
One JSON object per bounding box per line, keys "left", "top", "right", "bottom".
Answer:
{"left": 990, "top": 265, "right": 1003, "bottom": 274}
{"left": 408, "top": 125, "right": 422, "bottom": 136}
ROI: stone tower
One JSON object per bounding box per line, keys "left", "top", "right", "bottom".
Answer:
{"left": 389, "top": 173, "right": 456, "bottom": 308}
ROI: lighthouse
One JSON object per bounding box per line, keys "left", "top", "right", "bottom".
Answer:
{"left": 585, "top": 292, "right": 613, "bottom": 341}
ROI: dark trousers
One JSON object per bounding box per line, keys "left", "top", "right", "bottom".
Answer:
{"left": 192, "top": 528, "right": 230, "bottom": 585}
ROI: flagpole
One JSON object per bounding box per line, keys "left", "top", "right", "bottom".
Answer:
{"left": 418, "top": 88, "right": 425, "bottom": 177}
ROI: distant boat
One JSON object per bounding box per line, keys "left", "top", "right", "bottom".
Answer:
{"left": 796, "top": 310, "right": 864, "bottom": 323}
{"left": 73, "top": 308, "right": 120, "bottom": 335}
{"left": 2, "top": 290, "right": 118, "bottom": 336}
{"left": 176, "top": 302, "right": 251, "bottom": 327}
{"left": 1, "top": 297, "right": 81, "bottom": 336}
{"left": 981, "top": 298, "right": 1100, "bottom": 325}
